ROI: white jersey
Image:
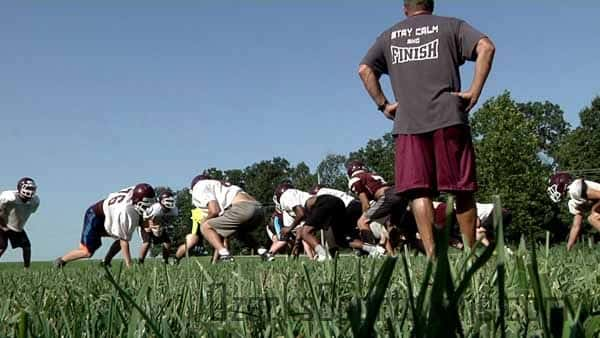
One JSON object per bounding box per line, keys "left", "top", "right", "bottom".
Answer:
{"left": 143, "top": 202, "right": 178, "bottom": 236}
{"left": 101, "top": 187, "right": 141, "bottom": 241}
{"left": 0, "top": 191, "right": 40, "bottom": 232}
{"left": 279, "top": 189, "right": 312, "bottom": 219}
{"left": 191, "top": 179, "right": 242, "bottom": 214}
{"left": 567, "top": 179, "right": 600, "bottom": 215}
{"left": 315, "top": 188, "right": 356, "bottom": 207}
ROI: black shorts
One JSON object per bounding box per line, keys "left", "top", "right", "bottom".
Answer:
{"left": 304, "top": 195, "right": 346, "bottom": 230}
{"left": 0, "top": 229, "right": 31, "bottom": 249}
{"left": 140, "top": 229, "right": 171, "bottom": 245}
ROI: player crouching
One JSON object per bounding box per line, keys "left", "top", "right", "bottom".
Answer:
{"left": 548, "top": 172, "right": 600, "bottom": 251}
{"left": 175, "top": 175, "right": 264, "bottom": 263}
{"left": 0, "top": 178, "right": 40, "bottom": 269}
{"left": 55, "top": 184, "right": 156, "bottom": 268}
{"left": 138, "top": 190, "right": 178, "bottom": 265}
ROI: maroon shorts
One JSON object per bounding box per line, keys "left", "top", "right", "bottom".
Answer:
{"left": 395, "top": 125, "right": 477, "bottom": 193}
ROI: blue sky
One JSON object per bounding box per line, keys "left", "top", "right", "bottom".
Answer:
{"left": 1, "top": 1, "right": 599, "bottom": 261}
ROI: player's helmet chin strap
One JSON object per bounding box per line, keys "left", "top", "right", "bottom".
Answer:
{"left": 547, "top": 184, "right": 563, "bottom": 203}
{"left": 134, "top": 198, "right": 154, "bottom": 215}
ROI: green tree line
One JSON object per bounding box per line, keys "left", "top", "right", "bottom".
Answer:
{"left": 153, "top": 92, "right": 600, "bottom": 256}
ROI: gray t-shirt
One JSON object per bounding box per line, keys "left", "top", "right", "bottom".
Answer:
{"left": 361, "top": 14, "right": 486, "bottom": 134}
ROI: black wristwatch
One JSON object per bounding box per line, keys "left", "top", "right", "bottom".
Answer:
{"left": 377, "top": 99, "right": 389, "bottom": 112}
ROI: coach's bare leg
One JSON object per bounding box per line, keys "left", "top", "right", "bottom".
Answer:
{"left": 175, "top": 234, "right": 199, "bottom": 259}
{"left": 103, "top": 240, "right": 122, "bottom": 265}
{"left": 410, "top": 196, "right": 435, "bottom": 258}
{"left": 455, "top": 192, "right": 477, "bottom": 248}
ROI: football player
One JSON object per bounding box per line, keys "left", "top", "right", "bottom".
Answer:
{"left": 175, "top": 174, "right": 264, "bottom": 263}
{"left": 547, "top": 172, "right": 600, "bottom": 250}
{"left": 308, "top": 184, "right": 386, "bottom": 257}
{"left": 138, "top": 190, "right": 178, "bottom": 264}
{"left": 433, "top": 201, "right": 510, "bottom": 248}
{"left": 55, "top": 184, "right": 156, "bottom": 268}
{"left": 346, "top": 160, "right": 409, "bottom": 246}
{"left": 260, "top": 206, "right": 289, "bottom": 261}
{"left": 275, "top": 182, "right": 317, "bottom": 259}
{"left": 278, "top": 182, "right": 348, "bottom": 261}
{"left": 0, "top": 177, "right": 40, "bottom": 269}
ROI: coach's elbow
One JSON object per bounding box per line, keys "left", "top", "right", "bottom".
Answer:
{"left": 477, "top": 38, "right": 496, "bottom": 58}
{"left": 358, "top": 64, "right": 372, "bottom": 79}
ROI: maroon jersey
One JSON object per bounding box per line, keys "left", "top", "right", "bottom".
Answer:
{"left": 348, "top": 172, "right": 389, "bottom": 201}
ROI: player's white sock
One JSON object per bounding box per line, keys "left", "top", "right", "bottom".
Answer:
{"left": 218, "top": 248, "right": 231, "bottom": 256}
{"left": 315, "top": 245, "right": 327, "bottom": 257}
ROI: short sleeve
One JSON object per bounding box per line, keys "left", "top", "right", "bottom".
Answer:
{"left": 0, "top": 191, "right": 15, "bottom": 208}
{"left": 568, "top": 199, "right": 582, "bottom": 215}
{"left": 192, "top": 183, "right": 217, "bottom": 208}
{"left": 118, "top": 209, "right": 137, "bottom": 241}
{"left": 567, "top": 179, "right": 584, "bottom": 201}
{"left": 280, "top": 191, "right": 300, "bottom": 213}
{"left": 360, "top": 33, "right": 389, "bottom": 75}
{"left": 458, "top": 20, "right": 486, "bottom": 61}
{"left": 348, "top": 177, "right": 364, "bottom": 194}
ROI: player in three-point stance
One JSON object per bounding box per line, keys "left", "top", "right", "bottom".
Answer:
{"left": 0, "top": 177, "right": 40, "bottom": 269}
{"left": 309, "top": 184, "right": 386, "bottom": 257}
{"left": 55, "top": 184, "right": 156, "bottom": 268}
{"left": 346, "top": 160, "right": 409, "bottom": 251}
{"left": 175, "top": 175, "right": 264, "bottom": 263}
{"left": 138, "top": 190, "right": 178, "bottom": 264}
{"left": 547, "top": 172, "right": 600, "bottom": 251}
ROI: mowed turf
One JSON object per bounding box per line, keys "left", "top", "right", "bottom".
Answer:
{"left": 2, "top": 246, "right": 600, "bottom": 337}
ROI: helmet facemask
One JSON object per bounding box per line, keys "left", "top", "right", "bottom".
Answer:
{"left": 18, "top": 180, "right": 37, "bottom": 201}
{"left": 160, "top": 196, "right": 176, "bottom": 209}
{"left": 134, "top": 198, "right": 155, "bottom": 215}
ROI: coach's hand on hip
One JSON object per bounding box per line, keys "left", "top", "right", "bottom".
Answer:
{"left": 451, "top": 90, "right": 479, "bottom": 113}
{"left": 383, "top": 102, "right": 398, "bottom": 120}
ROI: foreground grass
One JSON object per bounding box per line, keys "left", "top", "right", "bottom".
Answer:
{"left": 1, "top": 244, "right": 600, "bottom": 337}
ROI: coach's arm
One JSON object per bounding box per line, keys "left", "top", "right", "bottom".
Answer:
{"left": 452, "top": 37, "right": 496, "bottom": 112}
{"left": 358, "top": 64, "right": 398, "bottom": 120}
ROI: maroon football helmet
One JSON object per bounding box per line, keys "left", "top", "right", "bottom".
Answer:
{"left": 308, "top": 184, "right": 323, "bottom": 195}
{"left": 274, "top": 180, "right": 294, "bottom": 203}
{"left": 346, "top": 160, "right": 367, "bottom": 177}
{"left": 159, "top": 190, "right": 176, "bottom": 209}
{"left": 131, "top": 183, "right": 156, "bottom": 215}
{"left": 547, "top": 172, "right": 573, "bottom": 203}
{"left": 190, "top": 174, "right": 211, "bottom": 190}
{"left": 17, "top": 177, "right": 37, "bottom": 201}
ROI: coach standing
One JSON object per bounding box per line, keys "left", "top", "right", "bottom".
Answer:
{"left": 358, "top": 0, "right": 495, "bottom": 257}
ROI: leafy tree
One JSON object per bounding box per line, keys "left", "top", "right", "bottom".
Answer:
{"left": 517, "top": 101, "right": 570, "bottom": 162}
{"left": 290, "top": 162, "right": 317, "bottom": 191}
{"left": 555, "top": 96, "right": 600, "bottom": 175}
{"left": 471, "top": 92, "right": 554, "bottom": 239}
{"left": 316, "top": 153, "right": 348, "bottom": 191}
{"left": 348, "top": 133, "right": 395, "bottom": 183}
{"left": 243, "top": 157, "right": 292, "bottom": 205}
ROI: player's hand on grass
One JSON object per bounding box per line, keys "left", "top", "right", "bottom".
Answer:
{"left": 383, "top": 102, "right": 398, "bottom": 120}
{"left": 451, "top": 90, "right": 479, "bottom": 113}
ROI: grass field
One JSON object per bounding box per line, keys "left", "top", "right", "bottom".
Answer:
{"left": 2, "top": 242, "right": 600, "bottom": 337}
